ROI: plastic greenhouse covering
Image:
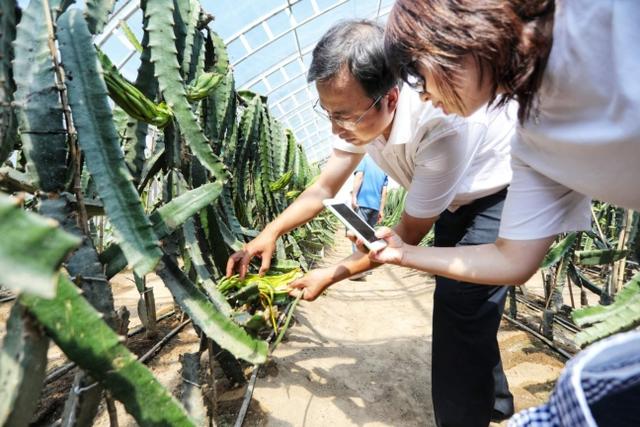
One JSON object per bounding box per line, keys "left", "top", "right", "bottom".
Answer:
{"left": 96, "top": 0, "right": 396, "bottom": 165}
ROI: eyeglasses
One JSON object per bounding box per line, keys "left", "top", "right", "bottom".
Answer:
{"left": 313, "top": 95, "right": 383, "bottom": 131}
{"left": 399, "top": 61, "right": 426, "bottom": 95}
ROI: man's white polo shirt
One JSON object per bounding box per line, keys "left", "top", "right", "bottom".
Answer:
{"left": 334, "top": 87, "right": 516, "bottom": 219}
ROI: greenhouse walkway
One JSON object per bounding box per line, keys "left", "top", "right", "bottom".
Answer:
{"left": 76, "top": 228, "right": 568, "bottom": 427}
{"left": 244, "top": 228, "right": 566, "bottom": 427}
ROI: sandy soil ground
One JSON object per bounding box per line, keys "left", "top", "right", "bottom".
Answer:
{"left": 242, "top": 232, "right": 566, "bottom": 427}
{"left": 0, "top": 229, "right": 570, "bottom": 426}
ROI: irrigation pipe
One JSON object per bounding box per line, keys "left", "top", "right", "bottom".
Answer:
{"left": 45, "top": 310, "right": 177, "bottom": 384}
{"left": 0, "top": 295, "right": 16, "bottom": 303}
{"left": 234, "top": 294, "right": 301, "bottom": 427}
{"left": 51, "top": 317, "right": 192, "bottom": 426}
{"left": 138, "top": 318, "right": 191, "bottom": 363}
{"left": 234, "top": 364, "right": 260, "bottom": 427}
{"left": 503, "top": 314, "right": 573, "bottom": 360}
{"left": 128, "top": 309, "right": 177, "bottom": 337}
{"left": 514, "top": 295, "right": 580, "bottom": 333}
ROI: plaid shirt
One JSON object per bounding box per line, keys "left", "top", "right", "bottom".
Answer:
{"left": 509, "top": 331, "right": 640, "bottom": 427}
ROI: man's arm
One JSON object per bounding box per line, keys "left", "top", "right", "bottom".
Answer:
{"left": 227, "top": 149, "right": 364, "bottom": 277}
{"left": 370, "top": 228, "right": 556, "bottom": 286}
{"left": 351, "top": 171, "right": 364, "bottom": 210}
{"left": 289, "top": 212, "right": 437, "bottom": 300}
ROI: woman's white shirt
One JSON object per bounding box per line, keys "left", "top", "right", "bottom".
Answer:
{"left": 499, "top": 0, "right": 640, "bottom": 239}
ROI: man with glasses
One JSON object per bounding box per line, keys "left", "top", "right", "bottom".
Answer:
{"left": 227, "top": 19, "right": 517, "bottom": 426}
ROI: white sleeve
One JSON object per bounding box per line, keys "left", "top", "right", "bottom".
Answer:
{"left": 498, "top": 155, "right": 592, "bottom": 240}
{"left": 332, "top": 136, "right": 366, "bottom": 154}
{"left": 404, "top": 120, "right": 487, "bottom": 218}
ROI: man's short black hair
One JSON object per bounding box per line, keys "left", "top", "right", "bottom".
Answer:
{"left": 307, "top": 19, "right": 397, "bottom": 99}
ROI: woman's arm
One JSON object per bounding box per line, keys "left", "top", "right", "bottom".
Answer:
{"left": 370, "top": 227, "right": 556, "bottom": 285}
{"left": 289, "top": 213, "right": 437, "bottom": 300}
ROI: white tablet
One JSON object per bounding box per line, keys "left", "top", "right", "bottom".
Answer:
{"left": 323, "top": 198, "right": 387, "bottom": 252}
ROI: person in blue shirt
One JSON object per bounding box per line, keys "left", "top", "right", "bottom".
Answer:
{"left": 349, "top": 155, "right": 388, "bottom": 280}
{"left": 351, "top": 155, "right": 388, "bottom": 227}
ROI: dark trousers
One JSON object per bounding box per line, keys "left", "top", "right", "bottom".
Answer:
{"left": 356, "top": 206, "right": 379, "bottom": 227}
{"left": 432, "top": 189, "right": 513, "bottom": 427}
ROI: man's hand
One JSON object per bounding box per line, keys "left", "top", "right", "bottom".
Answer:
{"left": 226, "top": 230, "right": 277, "bottom": 279}
{"left": 351, "top": 198, "right": 359, "bottom": 211}
{"left": 368, "top": 227, "right": 407, "bottom": 265}
{"left": 288, "top": 268, "right": 334, "bottom": 301}
{"left": 377, "top": 211, "right": 384, "bottom": 224}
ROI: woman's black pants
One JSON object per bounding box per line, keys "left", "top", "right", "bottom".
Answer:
{"left": 432, "top": 189, "right": 513, "bottom": 427}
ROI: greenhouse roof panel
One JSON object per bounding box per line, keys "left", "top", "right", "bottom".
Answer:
{"left": 96, "top": 0, "right": 394, "bottom": 164}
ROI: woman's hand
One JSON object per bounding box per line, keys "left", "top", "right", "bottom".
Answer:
{"left": 288, "top": 268, "right": 335, "bottom": 301}
{"left": 368, "top": 227, "right": 407, "bottom": 265}
{"left": 345, "top": 229, "right": 369, "bottom": 253}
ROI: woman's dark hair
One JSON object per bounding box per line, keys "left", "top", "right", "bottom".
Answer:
{"left": 308, "top": 19, "right": 397, "bottom": 99}
{"left": 385, "top": 0, "right": 555, "bottom": 123}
